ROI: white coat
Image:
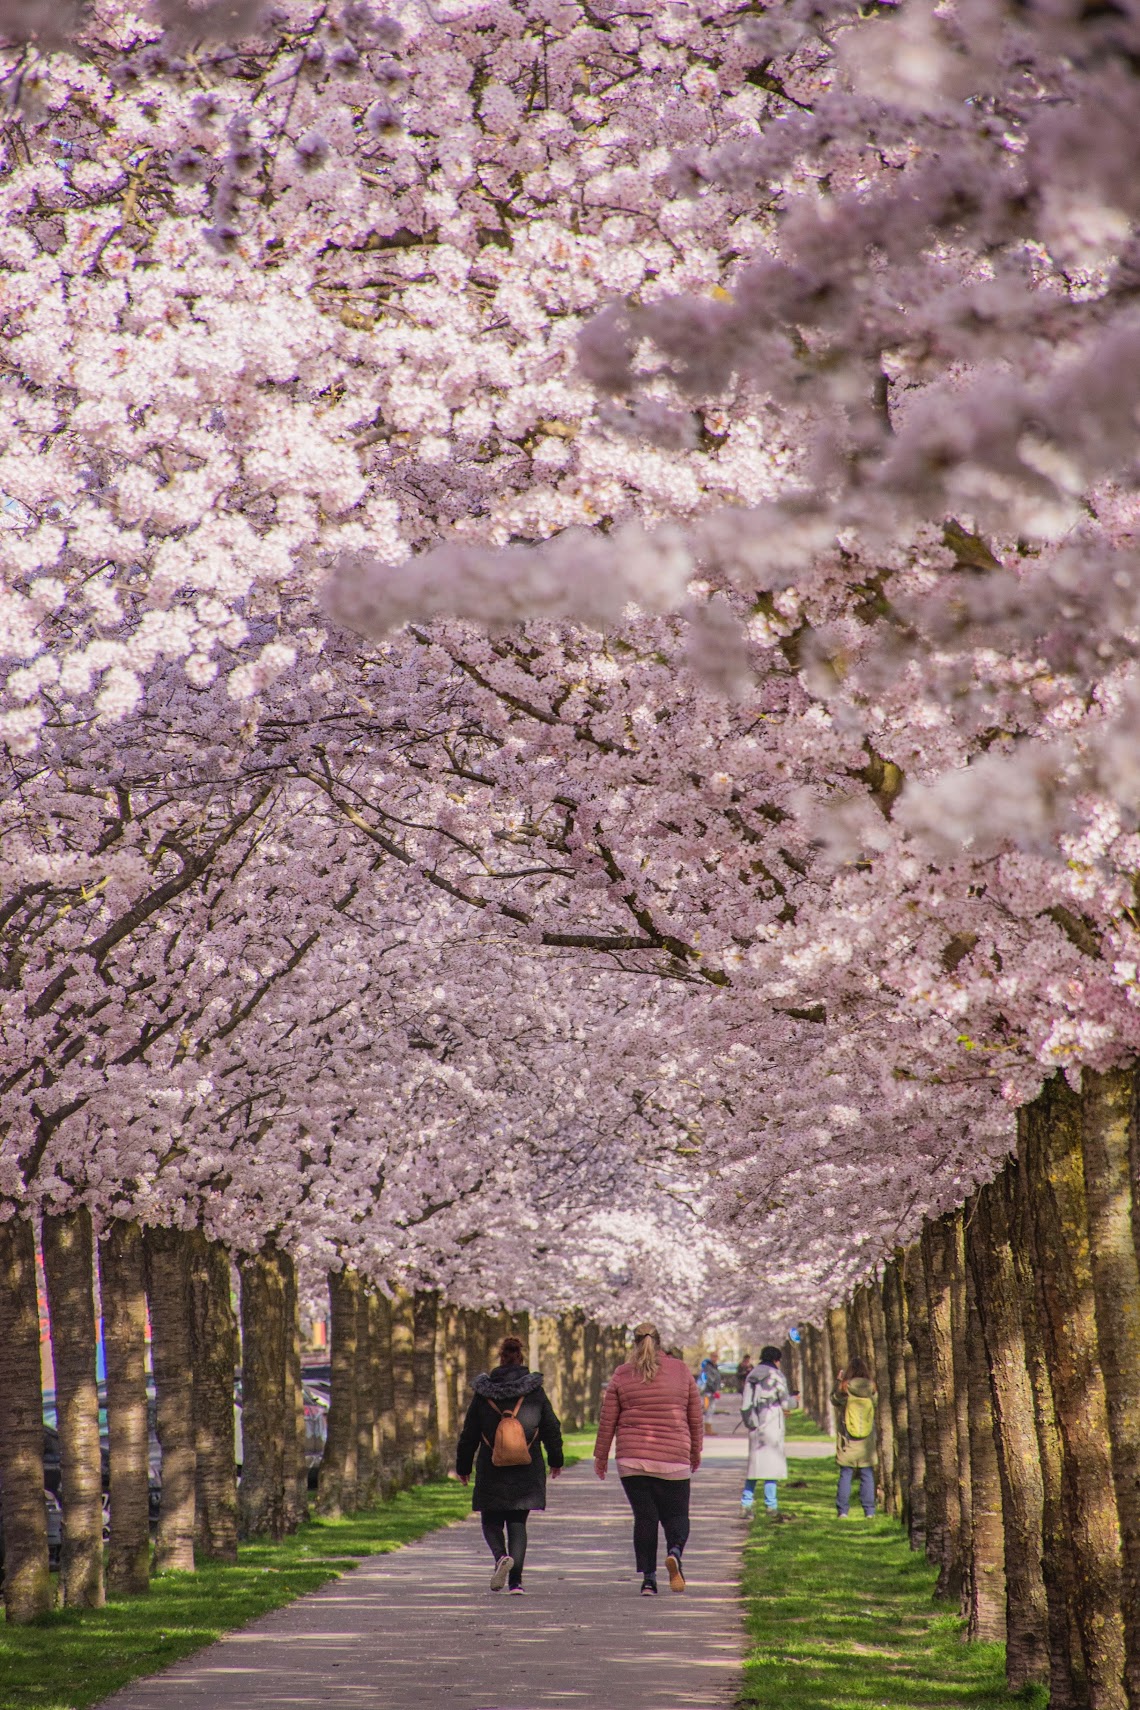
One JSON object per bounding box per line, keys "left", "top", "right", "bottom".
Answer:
{"left": 743, "top": 1362, "right": 794, "bottom": 1481}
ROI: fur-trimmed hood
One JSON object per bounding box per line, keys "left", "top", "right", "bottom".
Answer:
{"left": 473, "top": 1366, "right": 545, "bottom": 1403}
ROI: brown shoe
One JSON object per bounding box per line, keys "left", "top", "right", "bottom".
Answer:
{"left": 666, "top": 1552, "right": 686, "bottom": 1593}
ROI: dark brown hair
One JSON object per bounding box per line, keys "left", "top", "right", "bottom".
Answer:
{"left": 499, "top": 1335, "right": 525, "bottom": 1367}
{"left": 846, "top": 1355, "right": 871, "bottom": 1381}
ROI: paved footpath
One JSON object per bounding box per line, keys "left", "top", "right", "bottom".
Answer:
{"left": 98, "top": 1426, "right": 830, "bottom": 1710}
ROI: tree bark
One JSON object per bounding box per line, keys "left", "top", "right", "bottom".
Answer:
{"left": 948, "top": 1209, "right": 973, "bottom": 1616}
{"left": 1080, "top": 1065, "right": 1140, "bottom": 1709}
{"left": 881, "top": 1259, "right": 912, "bottom": 1532}
{"left": 1022, "top": 1080, "right": 1126, "bottom": 1710}
{"left": 41, "top": 1206, "right": 105, "bottom": 1608}
{"left": 585, "top": 1319, "right": 603, "bottom": 1422}
{"left": 537, "top": 1315, "right": 562, "bottom": 1416}
{"left": 187, "top": 1229, "right": 238, "bottom": 1562}
{"left": 374, "top": 1290, "right": 397, "bottom": 1492}
{"left": 818, "top": 1315, "right": 837, "bottom": 1434}
{"left": 284, "top": 1257, "right": 308, "bottom": 1529}
{"left": 826, "top": 1304, "right": 851, "bottom": 1379}
{"left": 98, "top": 1218, "right": 151, "bottom": 1597}
{"left": 904, "top": 1239, "right": 941, "bottom": 1564}
{"left": 413, "top": 1289, "right": 441, "bottom": 1476}
{"left": 1012, "top": 1143, "right": 1086, "bottom": 1710}
{"left": 968, "top": 1171, "right": 1049, "bottom": 1689}
{"left": 863, "top": 1283, "right": 897, "bottom": 1517}
{"left": 803, "top": 1324, "right": 822, "bottom": 1429}
{"left": 436, "top": 1302, "right": 461, "bottom": 1469}
{"left": 318, "top": 1265, "right": 360, "bottom": 1516}
{"left": 144, "top": 1224, "right": 196, "bottom": 1573}
{"left": 0, "top": 1213, "right": 53, "bottom": 1622}
{"left": 355, "top": 1287, "right": 379, "bottom": 1509}
{"left": 239, "top": 1242, "right": 290, "bottom": 1540}
{"left": 922, "top": 1215, "right": 965, "bottom": 1600}
{"left": 963, "top": 1230, "right": 1006, "bottom": 1643}
{"left": 391, "top": 1286, "right": 416, "bottom": 1477}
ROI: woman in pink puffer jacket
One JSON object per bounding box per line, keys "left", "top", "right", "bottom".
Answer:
{"left": 593, "top": 1322, "right": 704, "bottom": 1596}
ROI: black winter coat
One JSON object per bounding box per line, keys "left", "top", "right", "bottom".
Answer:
{"left": 456, "top": 1366, "right": 564, "bottom": 1513}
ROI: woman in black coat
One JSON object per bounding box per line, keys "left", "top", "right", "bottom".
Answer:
{"left": 456, "top": 1335, "right": 564, "bottom": 1593}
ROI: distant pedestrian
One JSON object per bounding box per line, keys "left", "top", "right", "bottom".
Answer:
{"left": 456, "top": 1335, "right": 564, "bottom": 1593}
{"left": 737, "top": 1352, "right": 754, "bottom": 1389}
{"left": 832, "top": 1356, "right": 878, "bottom": 1518}
{"left": 594, "top": 1322, "right": 703, "bottom": 1597}
{"left": 697, "top": 1351, "right": 722, "bottom": 1425}
{"left": 740, "top": 1345, "right": 798, "bottom": 1516}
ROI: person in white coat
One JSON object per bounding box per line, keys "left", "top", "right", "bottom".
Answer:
{"left": 740, "top": 1345, "right": 799, "bottom": 1516}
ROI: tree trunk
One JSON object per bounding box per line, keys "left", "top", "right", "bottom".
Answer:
{"left": 98, "top": 1218, "right": 151, "bottom": 1597}
{"left": 537, "top": 1316, "right": 562, "bottom": 1416}
{"left": 41, "top": 1207, "right": 105, "bottom": 1608}
{"left": 436, "top": 1302, "right": 461, "bottom": 1470}
{"left": 284, "top": 1257, "right": 308, "bottom": 1529}
{"left": 355, "top": 1287, "right": 378, "bottom": 1509}
{"left": 826, "top": 1304, "right": 850, "bottom": 1379}
{"left": 1080, "top": 1065, "right": 1140, "bottom": 1709}
{"left": 318, "top": 1266, "right": 360, "bottom": 1517}
{"left": 585, "top": 1320, "right": 603, "bottom": 1421}
{"left": 948, "top": 1210, "right": 973, "bottom": 1616}
{"left": 968, "top": 1171, "right": 1049, "bottom": 1690}
{"left": 905, "top": 1239, "right": 941, "bottom": 1563}
{"left": 1012, "top": 1143, "right": 1086, "bottom": 1710}
{"left": 901, "top": 1311, "right": 927, "bottom": 1548}
{"left": 374, "top": 1291, "right": 397, "bottom": 1492}
{"left": 881, "top": 1259, "right": 912, "bottom": 1532}
{"left": 964, "top": 1232, "right": 1006, "bottom": 1643}
{"left": 820, "top": 1316, "right": 837, "bottom": 1435}
{"left": 187, "top": 1229, "right": 238, "bottom": 1562}
{"left": 391, "top": 1286, "right": 416, "bottom": 1478}
{"left": 0, "top": 1213, "right": 53, "bottom": 1622}
{"left": 803, "top": 1325, "right": 822, "bottom": 1429}
{"left": 921, "top": 1215, "right": 964, "bottom": 1600}
{"left": 413, "top": 1289, "right": 440, "bottom": 1476}
{"left": 144, "top": 1224, "right": 196, "bottom": 1573}
{"left": 1022, "top": 1081, "right": 1126, "bottom": 1710}
{"left": 863, "top": 1283, "right": 897, "bottom": 1517}
{"left": 239, "top": 1243, "right": 289, "bottom": 1540}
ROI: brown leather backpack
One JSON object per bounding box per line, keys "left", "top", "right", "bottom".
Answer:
{"left": 484, "top": 1396, "right": 537, "bottom": 1467}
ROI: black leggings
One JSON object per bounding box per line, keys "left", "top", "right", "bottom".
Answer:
{"left": 481, "top": 1508, "right": 528, "bottom": 1587}
{"left": 619, "top": 1476, "right": 690, "bottom": 1579}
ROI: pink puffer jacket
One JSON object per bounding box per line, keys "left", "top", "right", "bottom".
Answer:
{"left": 593, "top": 1354, "right": 704, "bottom": 1470}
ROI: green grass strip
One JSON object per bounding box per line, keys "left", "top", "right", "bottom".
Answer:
{"left": 739, "top": 1453, "right": 1048, "bottom": 1710}
{"left": 1, "top": 1427, "right": 597, "bottom": 1710}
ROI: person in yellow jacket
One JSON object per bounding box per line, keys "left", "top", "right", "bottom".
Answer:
{"left": 831, "top": 1357, "right": 878, "bottom": 1518}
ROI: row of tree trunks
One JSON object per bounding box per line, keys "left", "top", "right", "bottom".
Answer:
{"left": 535, "top": 1312, "right": 621, "bottom": 1429}
{"left": 3, "top": 1207, "right": 620, "bottom": 1622}
{"left": 798, "top": 1063, "right": 1140, "bottom": 1710}
{"left": 797, "top": 1320, "right": 834, "bottom": 1434}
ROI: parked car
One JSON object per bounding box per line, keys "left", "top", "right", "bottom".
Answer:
{"left": 302, "top": 1381, "right": 329, "bottom": 1486}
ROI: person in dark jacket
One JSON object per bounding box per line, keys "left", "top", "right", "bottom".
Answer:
{"left": 456, "top": 1335, "right": 564, "bottom": 1593}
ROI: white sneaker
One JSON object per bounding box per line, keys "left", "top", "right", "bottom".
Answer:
{"left": 490, "top": 1554, "right": 513, "bottom": 1591}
